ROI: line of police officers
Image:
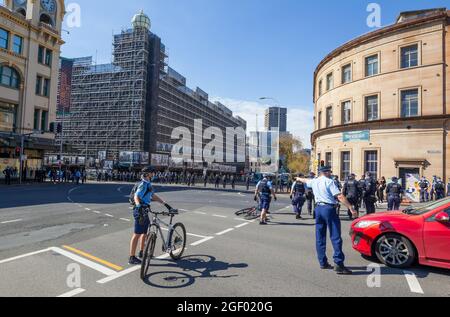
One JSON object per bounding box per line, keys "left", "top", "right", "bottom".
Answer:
{"left": 290, "top": 172, "right": 404, "bottom": 221}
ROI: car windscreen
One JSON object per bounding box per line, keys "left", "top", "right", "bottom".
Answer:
{"left": 406, "top": 198, "right": 450, "bottom": 215}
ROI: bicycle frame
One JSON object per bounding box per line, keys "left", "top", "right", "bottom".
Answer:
{"left": 148, "top": 213, "right": 177, "bottom": 253}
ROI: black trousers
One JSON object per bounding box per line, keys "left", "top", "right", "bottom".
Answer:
{"left": 364, "top": 198, "right": 376, "bottom": 214}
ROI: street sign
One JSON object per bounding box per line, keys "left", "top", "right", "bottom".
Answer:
{"left": 343, "top": 130, "right": 370, "bottom": 142}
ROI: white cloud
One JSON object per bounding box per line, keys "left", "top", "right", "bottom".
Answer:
{"left": 211, "top": 97, "right": 314, "bottom": 148}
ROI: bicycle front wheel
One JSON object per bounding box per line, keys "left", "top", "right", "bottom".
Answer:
{"left": 235, "top": 207, "right": 253, "bottom": 216}
{"left": 169, "top": 223, "right": 187, "bottom": 261}
{"left": 140, "top": 232, "right": 157, "bottom": 280}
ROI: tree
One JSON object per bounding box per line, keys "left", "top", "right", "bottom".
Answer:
{"left": 279, "top": 135, "right": 310, "bottom": 174}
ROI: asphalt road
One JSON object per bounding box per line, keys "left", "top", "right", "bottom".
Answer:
{"left": 0, "top": 182, "right": 449, "bottom": 297}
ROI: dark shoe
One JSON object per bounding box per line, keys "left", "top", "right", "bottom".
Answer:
{"left": 259, "top": 221, "right": 267, "bottom": 225}
{"left": 320, "top": 264, "right": 334, "bottom": 270}
{"left": 128, "top": 256, "right": 142, "bottom": 265}
{"left": 138, "top": 251, "right": 144, "bottom": 259}
{"left": 335, "top": 266, "right": 353, "bottom": 275}
{"left": 296, "top": 214, "right": 302, "bottom": 220}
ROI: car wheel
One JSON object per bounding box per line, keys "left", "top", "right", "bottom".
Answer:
{"left": 375, "top": 234, "right": 416, "bottom": 269}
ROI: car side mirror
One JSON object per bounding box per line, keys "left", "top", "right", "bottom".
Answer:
{"left": 435, "top": 212, "right": 450, "bottom": 224}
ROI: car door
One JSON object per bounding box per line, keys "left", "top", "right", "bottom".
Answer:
{"left": 423, "top": 208, "right": 450, "bottom": 262}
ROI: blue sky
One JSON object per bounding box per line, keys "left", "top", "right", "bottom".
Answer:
{"left": 60, "top": 0, "right": 450, "bottom": 146}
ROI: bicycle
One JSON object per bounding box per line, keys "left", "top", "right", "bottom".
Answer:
{"left": 235, "top": 196, "right": 262, "bottom": 220}
{"left": 140, "top": 207, "right": 187, "bottom": 280}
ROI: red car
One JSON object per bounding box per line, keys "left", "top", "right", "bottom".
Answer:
{"left": 350, "top": 197, "right": 450, "bottom": 269}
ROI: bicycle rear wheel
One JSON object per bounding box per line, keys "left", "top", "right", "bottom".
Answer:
{"left": 235, "top": 207, "right": 254, "bottom": 216}
{"left": 140, "top": 232, "right": 157, "bottom": 280}
{"left": 169, "top": 223, "right": 187, "bottom": 261}
{"left": 244, "top": 208, "right": 259, "bottom": 220}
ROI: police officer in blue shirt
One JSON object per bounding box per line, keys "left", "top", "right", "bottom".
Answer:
{"left": 255, "top": 175, "right": 277, "bottom": 225}
{"left": 129, "top": 166, "right": 175, "bottom": 265}
{"left": 297, "top": 166, "right": 357, "bottom": 275}
{"left": 290, "top": 174, "right": 306, "bottom": 220}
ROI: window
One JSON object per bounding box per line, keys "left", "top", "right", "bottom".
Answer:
{"left": 40, "top": 110, "right": 48, "bottom": 132}
{"left": 0, "top": 102, "right": 17, "bottom": 132}
{"left": 40, "top": 14, "right": 54, "bottom": 27}
{"left": 38, "top": 46, "right": 45, "bottom": 64}
{"left": 43, "top": 78, "right": 50, "bottom": 97}
{"left": 341, "top": 151, "right": 351, "bottom": 181}
{"left": 401, "top": 44, "right": 418, "bottom": 69}
{"left": 12, "top": 35, "right": 23, "bottom": 55}
{"left": 0, "top": 28, "right": 8, "bottom": 50}
{"left": 34, "top": 109, "right": 40, "bottom": 130}
{"left": 365, "top": 151, "right": 378, "bottom": 177}
{"left": 0, "top": 66, "right": 20, "bottom": 89}
{"left": 45, "top": 49, "right": 53, "bottom": 66}
{"left": 401, "top": 89, "right": 419, "bottom": 118}
{"left": 36, "top": 76, "right": 42, "bottom": 95}
{"left": 365, "top": 54, "right": 379, "bottom": 77}
{"left": 318, "top": 111, "right": 322, "bottom": 130}
{"left": 318, "top": 80, "right": 323, "bottom": 97}
{"left": 325, "top": 152, "right": 332, "bottom": 168}
{"left": 342, "top": 100, "right": 352, "bottom": 124}
{"left": 326, "top": 73, "right": 333, "bottom": 91}
{"left": 365, "top": 95, "right": 379, "bottom": 121}
{"left": 326, "top": 106, "right": 333, "bottom": 128}
{"left": 342, "top": 64, "right": 352, "bottom": 84}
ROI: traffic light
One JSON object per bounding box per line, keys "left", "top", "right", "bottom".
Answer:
{"left": 57, "top": 123, "right": 63, "bottom": 134}
{"left": 320, "top": 160, "right": 325, "bottom": 167}
{"left": 49, "top": 122, "right": 56, "bottom": 133}
{"left": 15, "top": 147, "right": 21, "bottom": 156}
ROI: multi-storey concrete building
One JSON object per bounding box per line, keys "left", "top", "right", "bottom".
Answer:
{"left": 0, "top": 0, "right": 65, "bottom": 178}
{"left": 312, "top": 8, "right": 450, "bottom": 184}
{"left": 265, "top": 107, "right": 287, "bottom": 133}
{"left": 57, "top": 11, "right": 247, "bottom": 173}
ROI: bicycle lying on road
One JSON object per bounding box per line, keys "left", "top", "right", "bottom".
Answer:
{"left": 140, "top": 207, "right": 187, "bottom": 280}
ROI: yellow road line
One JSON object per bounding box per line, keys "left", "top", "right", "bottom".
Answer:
{"left": 62, "top": 245, "right": 123, "bottom": 271}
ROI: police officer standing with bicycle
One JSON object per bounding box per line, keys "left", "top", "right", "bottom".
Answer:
{"left": 297, "top": 167, "right": 357, "bottom": 275}
{"left": 290, "top": 174, "right": 306, "bottom": 220}
{"left": 386, "top": 177, "right": 403, "bottom": 211}
{"left": 128, "top": 166, "right": 175, "bottom": 265}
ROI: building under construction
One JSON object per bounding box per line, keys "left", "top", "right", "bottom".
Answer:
{"left": 56, "top": 11, "right": 246, "bottom": 171}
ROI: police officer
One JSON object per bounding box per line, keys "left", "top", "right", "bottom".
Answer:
{"left": 129, "top": 166, "right": 175, "bottom": 265}
{"left": 290, "top": 174, "right": 306, "bottom": 220}
{"left": 255, "top": 175, "right": 277, "bottom": 225}
{"left": 297, "top": 167, "right": 357, "bottom": 275}
{"left": 418, "top": 177, "right": 430, "bottom": 203}
{"left": 434, "top": 177, "right": 446, "bottom": 200}
{"left": 386, "top": 177, "right": 403, "bottom": 211}
{"left": 305, "top": 172, "right": 316, "bottom": 217}
{"left": 357, "top": 176, "right": 366, "bottom": 210}
{"left": 363, "top": 172, "right": 377, "bottom": 215}
{"left": 430, "top": 176, "right": 438, "bottom": 201}
{"left": 343, "top": 174, "right": 360, "bottom": 220}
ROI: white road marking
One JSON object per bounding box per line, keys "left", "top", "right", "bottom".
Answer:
{"left": 0, "top": 219, "right": 23, "bottom": 225}
{"left": 104, "top": 214, "right": 114, "bottom": 218}
{"left": 190, "top": 236, "right": 214, "bottom": 246}
{"left": 194, "top": 211, "right": 207, "bottom": 215}
{"left": 213, "top": 214, "right": 227, "bottom": 219}
{"left": 404, "top": 271, "right": 424, "bottom": 294}
{"left": 57, "top": 288, "right": 86, "bottom": 298}
{"left": 51, "top": 247, "right": 117, "bottom": 276}
{"left": 97, "top": 253, "right": 173, "bottom": 284}
{"left": 0, "top": 248, "right": 51, "bottom": 264}
{"left": 235, "top": 222, "right": 250, "bottom": 229}
{"left": 234, "top": 218, "right": 254, "bottom": 223}
{"left": 93, "top": 211, "right": 101, "bottom": 214}
{"left": 120, "top": 218, "right": 131, "bottom": 222}
{"left": 216, "top": 228, "right": 234, "bottom": 236}
{"left": 85, "top": 208, "right": 91, "bottom": 211}
{"left": 180, "top": 209, "right": 190, "bottom": 212}
{"left": 160, "top": 227, "right": 207, "bottom": 239}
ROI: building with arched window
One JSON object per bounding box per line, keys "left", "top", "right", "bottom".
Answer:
{"left": 0, "top": 0, "right": 65, "bottom": 178}
{"left": 312, "top": 8, "right": 450, "bottom": 184}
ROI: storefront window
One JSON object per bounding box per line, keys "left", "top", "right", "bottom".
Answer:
{"left": 0, "top": 102, "right": 17, "bottom": 132}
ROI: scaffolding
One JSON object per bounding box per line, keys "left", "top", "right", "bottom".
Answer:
{"left": 63, "top": 26, "right": 150, "bottom": 160}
